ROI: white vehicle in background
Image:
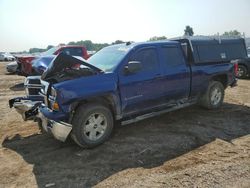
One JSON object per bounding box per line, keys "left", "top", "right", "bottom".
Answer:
{"left": 0, "top": 52, "right": 15, "bottom": 61}
{"left": 6, "top": 61, "right": 18, "bottom": 73}
{"left": 247, "top": 47, "right": 250, "bottom": 57}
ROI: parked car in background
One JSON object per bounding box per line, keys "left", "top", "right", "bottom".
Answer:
{"left": 235, "top": 57, "right": 250, "bottom": 78}
{"left": 6, "top": 61, "right": 18, "bottom": 73}
{"left": 0, "top": 52, "right": 15, "bottom": 61}
{"left": 15, "top": 55, "right": 37, "bottom": 75}
{"left": 16, "top": 45, "right": 89, "bottom": 76}
{"left": 31, "top": 55, "right": 55, "bottom": 75}
{"left": 9, "top": 55, "right": 88, "bottom": 111}
{"left": 32, "top": 55, "right": 87, "bottom": 75}
{"left": 10, "top": 38, "right": 239, "bottom": 148}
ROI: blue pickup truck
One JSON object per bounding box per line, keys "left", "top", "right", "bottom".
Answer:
{"left": 10, "top": 38, "right": 239, "bottom": 148}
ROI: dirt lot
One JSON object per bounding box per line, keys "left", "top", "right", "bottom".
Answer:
{"left": 0, "top": 62, "right": 249, "bottom": 187}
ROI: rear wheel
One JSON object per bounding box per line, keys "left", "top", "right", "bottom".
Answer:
{"left": 237, "top": 65, "right": 248, "bottom": 79}
{"left": 71, "top": 103, "right": 114, "bottom": 148}
{"left": 199, "top": 81, "right": 224, "bottom": 109}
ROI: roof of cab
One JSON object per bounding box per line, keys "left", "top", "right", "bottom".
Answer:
{"left": 127, "top": 40, "right": 179, "bottom": 47}
{"left": 106, "top": 40, "right": 180, "bottom": 51}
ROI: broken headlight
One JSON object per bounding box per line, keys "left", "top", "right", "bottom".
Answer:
{"left": 50, "top": 87, "right": 57, "bottom": 99}
{"left": 49, "top": 87, "right": 59, "bottom": 111}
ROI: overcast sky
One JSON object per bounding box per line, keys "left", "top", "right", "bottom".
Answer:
{"left": 0, "top": 0, "right": 249, "bottom": 52}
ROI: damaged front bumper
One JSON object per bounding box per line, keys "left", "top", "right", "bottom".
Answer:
{"left": 38, "top": 107, "right": 72, "bottom": 142}
{"left": 9, "top": 96, "right": 43, "bottom": 120}
{"left": 9, "top": 97, "right": 72, "bottom": 142}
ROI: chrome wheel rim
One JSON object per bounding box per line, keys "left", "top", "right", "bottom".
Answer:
{"left": 83, "top": 113, "right": 107, "bottom": 141}
{"left": 237, "top": 67, "right": 244, "bottom": 77}
{"left": 211, "top": 87, "right": 222, "bottom": 106}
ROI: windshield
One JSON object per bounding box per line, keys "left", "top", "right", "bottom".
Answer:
{"left": 87, "top": 46, "right": 128, "bottom": 72}
{"left": 42, "top": 47, "right": 60, "bottom": 56}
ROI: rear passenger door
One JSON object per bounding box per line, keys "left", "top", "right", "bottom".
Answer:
{"left": 119, "top": 47, "right": 164, "bottom": 116}
{"left": 159, "top": 45, "right": 191, "bottom": 101}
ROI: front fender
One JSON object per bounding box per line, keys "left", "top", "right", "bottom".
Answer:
{"left": 48, "top": 73, "right": 121, "bottom": 121}
{"left": 69, "top": 92, "right": 122, "bottom": 120}
{"left": 55, "top": 73, "right": 119, "bottom": 107}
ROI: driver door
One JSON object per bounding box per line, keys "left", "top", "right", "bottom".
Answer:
{"left": 118, "top": 47, "right": 164, "bottom": 116}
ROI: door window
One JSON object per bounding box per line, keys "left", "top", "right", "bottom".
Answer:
{"left": 161, "top": 46, "right": 185, "bottom": 67}
{"left": 130, "top": 48, "right": 158, "bottom": 72}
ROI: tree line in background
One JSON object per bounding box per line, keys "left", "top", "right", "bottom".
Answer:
{"left": 183, "top": 26, "right": 242, "bottom": 37}
{"left": 28, "top": 41, "right": 109, "bottom": 54}
{"left": 27, "top": 26, "right": 243, "bottom": 54}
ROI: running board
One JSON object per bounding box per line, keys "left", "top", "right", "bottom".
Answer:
{"left": 121, "top": 102, "right": 195, "bottom": 125}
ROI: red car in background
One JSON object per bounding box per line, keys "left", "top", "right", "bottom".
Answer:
{"left": 16, "top": 45, "right": 89, "bottom": 76}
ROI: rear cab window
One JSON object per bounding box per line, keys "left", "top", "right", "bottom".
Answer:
{"left": 160, "top": 45, "right": 186, "bottom": 68}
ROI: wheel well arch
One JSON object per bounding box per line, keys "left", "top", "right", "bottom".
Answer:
{"left": 238, "top": 63, "right": 248, "bottom": 70}
{"left": 211, "top": 74, "right": 228, "bottom": 88}
{"left": 70, "top": 95, "right": 119, "bottom": 121}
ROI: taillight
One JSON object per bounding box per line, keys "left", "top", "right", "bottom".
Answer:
{"left": 234, "top": 63, "right": 238, "bottom": 76}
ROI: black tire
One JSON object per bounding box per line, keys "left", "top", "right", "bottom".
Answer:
{"left": 237, "top": 65, "right": 248, "bottom": 79}
{"left": 71, "top": 103, "right": 114, "bottom": 148}
{"left": 199, "top": 81, "right": 225, "bottom": 109}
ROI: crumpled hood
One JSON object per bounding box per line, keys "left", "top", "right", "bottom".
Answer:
{"left": 41, "top": 53, "right": 102, "bottom": 81}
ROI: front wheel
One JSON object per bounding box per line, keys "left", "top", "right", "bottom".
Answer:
{"left": 199, "top": 81, "right": 225, "bottom": 109}
{"left": 71, "top": 103, "right": 114, "bottom": 148}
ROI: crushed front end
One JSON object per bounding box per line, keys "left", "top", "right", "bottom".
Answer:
{"left": 36, "top": 53, "right": 101, "bottom": 142}
{"left": 9, "top": 76, "right": 44, "bottom": 121}
{"left": 9, "top": 53, "right": 101, "bottom": 142}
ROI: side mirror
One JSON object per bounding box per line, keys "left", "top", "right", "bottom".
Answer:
{"left": 124, "top": 61, "right": 142, "bottom": 75}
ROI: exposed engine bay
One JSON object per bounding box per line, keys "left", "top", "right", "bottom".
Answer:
{"left": 45, "top": 67, "right": 97, "bottom": 83}
{"left": 41, "top": 53, "right": 102, "bottom": 83}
